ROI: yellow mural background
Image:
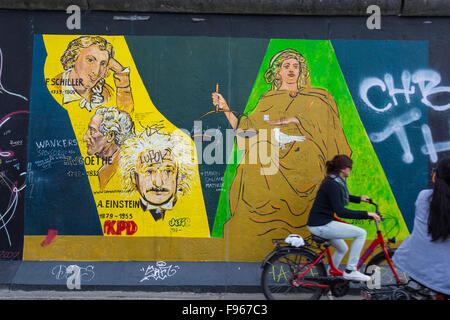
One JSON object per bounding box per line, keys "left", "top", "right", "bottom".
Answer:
{"left": 42, "top": 35, "right": 210, "bottom": 238}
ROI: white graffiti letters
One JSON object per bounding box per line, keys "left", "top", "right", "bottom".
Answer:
{"left": 421, "top": 123, "right": 450, "bottom": 163}
{"left": 360, "top": 69, "right": 450, "bottom": 112}
{"left": 139, "top": 261, "right": 180, "bottom": 282}
{"left": 385, "top": 71, "right": 415, "bottom": 107}
{"left": 412, "top": 70, "right": 450, "bottom": 111}
{"left": 369, "top": 108, "right": 422, "bottom": 163}
{"left": 362, "top": 69, "right": 450, "bottom": 164}
{"left": 51, "top": 264, "right": 95, "bottom": 290}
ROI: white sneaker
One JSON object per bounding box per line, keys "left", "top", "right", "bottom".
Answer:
{"left": 343, "top": 270, "right": 371, "bottom": 282}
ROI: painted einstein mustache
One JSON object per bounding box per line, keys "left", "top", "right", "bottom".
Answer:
{"left": 147, "top": 187, "right": 170, "bottom": 193}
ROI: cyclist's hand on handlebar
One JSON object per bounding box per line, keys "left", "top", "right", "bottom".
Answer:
{"left": 361, "top": 195, "right": 371, "bottom": 202}
{"left": 368, "top": 212, "right": 382, "bottom": 222}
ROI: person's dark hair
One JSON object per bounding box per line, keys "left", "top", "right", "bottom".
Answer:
{"left": 428, "top": 157, "right": 450, "bottom": 241}
{"left": 326, "top": 155, "right": 353, "bottom": 174}
{"left": 321, "top": 155, "right": 353, "bottom": 184}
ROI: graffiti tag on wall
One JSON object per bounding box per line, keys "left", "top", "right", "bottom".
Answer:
{"left": 0, "top": 47, "right": 29, "bottom": 259}
{"left": 139, "top": 261, "right": 180, "bottom": 282}
{"left": 51, "top": 264, "right": 95, "bottom": 289}
{"left": 361, "top": 69, "right": 450, "bottom": 164}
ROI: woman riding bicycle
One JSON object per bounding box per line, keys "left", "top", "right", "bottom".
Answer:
{"left": 392, "top": 157, "right": 450, "bottom": 296}
{"left": 306, "top": 155, "right": 381, "bottom": 282}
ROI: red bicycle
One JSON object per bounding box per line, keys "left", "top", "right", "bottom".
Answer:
{"left": 261, "top": 200, "right": 408, "bottom": 300}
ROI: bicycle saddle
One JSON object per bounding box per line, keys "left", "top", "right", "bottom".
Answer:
{"left": 311, "top": 235, "right": 329, "bottom": 244}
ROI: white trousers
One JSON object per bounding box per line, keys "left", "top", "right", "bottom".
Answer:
{"left": 307, "top": 221, "right": 367, "bottom": 271}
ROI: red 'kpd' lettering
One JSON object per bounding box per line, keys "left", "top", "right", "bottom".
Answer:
{"left": 103, "top": 220, "right": 138, "bottom": 235}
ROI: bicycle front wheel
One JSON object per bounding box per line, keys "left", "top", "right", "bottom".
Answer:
{"left": 364, "top": 249, "right": 409, "bottom": 286}
{"left": 261, "top": 248, "right": 327, "bottom": 300}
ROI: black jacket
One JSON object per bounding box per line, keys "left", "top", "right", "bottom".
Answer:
{"left": 307, "top": 178, "right": 369, "bottom": 227}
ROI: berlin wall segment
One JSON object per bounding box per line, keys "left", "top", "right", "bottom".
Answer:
{"left": 0, "top": 9, "right": 448, "bottom": 289}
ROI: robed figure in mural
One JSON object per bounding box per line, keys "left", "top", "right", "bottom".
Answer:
{"left": 212, "top": 48, "right": 352, "bottom": 260}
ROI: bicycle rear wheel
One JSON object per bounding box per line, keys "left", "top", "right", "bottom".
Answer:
{"left": 261, "top": 248, "right": 327, "bottom": 300}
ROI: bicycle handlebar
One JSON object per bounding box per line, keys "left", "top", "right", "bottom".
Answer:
{"left": 365, "top": 199, "right": 385, "bottom": 221}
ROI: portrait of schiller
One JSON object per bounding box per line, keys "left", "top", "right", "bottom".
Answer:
{"left": 119, "top": 127, "right": 197, "bottom": 222}
{"left": 51, "top": 36, "right": 134, "bottom": 113}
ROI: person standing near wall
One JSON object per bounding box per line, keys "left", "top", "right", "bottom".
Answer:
{"left": 392, "top": 157, "right": 450, "bottom": 296}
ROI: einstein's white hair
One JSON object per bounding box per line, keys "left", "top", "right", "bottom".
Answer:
{"left": 119, "top": 127, "right": 197, "bottom": 198}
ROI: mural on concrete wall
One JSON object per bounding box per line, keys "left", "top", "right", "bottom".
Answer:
{"left": 212, "top": 40, "right": 411, "bottom": 260}
{"left": 26, "top": 35, "right": 210, "bottom": 240}
{"left": 23, "top": 33, "right": 445, "bottom": 262}
{"left": 211, "top": 46, "right": 353, "bottom": 260}
{"left": 0, "top": 33, "right": 31, "bottom": 260}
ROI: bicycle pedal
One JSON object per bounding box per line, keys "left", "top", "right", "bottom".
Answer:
{"left": 291, "top": 279, "right": 301, "bottom": 287}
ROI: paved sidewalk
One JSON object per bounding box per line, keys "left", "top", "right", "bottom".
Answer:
{"left": 0, "top": 288, "right": 362, "bottom": 300}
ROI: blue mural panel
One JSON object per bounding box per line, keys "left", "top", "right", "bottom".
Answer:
{"left": 332, "top": 40, "right": 430, "bottom": 230}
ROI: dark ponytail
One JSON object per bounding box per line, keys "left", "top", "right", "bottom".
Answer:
{"left": 321, "top": 155, "right": 353, "bottom": 184}
{"left": 428, "top": 157, "right": 450, "bottom": 241}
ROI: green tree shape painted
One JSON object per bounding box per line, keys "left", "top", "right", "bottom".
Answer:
{"left": 212, "top": 39, "right": 410, "bottom": 241}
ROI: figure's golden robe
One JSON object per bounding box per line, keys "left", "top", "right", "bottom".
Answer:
{"left": 225, "top": 88, "right": 351, "bottom": 261}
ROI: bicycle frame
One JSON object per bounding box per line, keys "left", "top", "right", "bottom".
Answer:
{"left": 292, "top": 201, "right": 403, "bottom": 288}
{"left": 356, "top": 224, "right": 402, "bottom": 285}
{"left": 356, "top": 201, "right": 403, "bottom": 284}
